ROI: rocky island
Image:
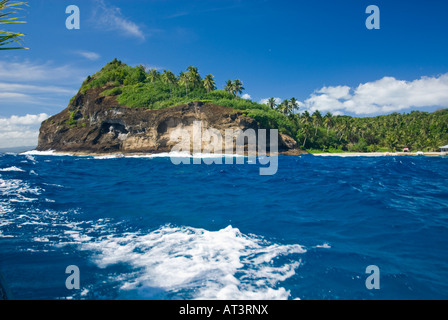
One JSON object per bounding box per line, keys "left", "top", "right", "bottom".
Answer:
{"left": 37, "top": 59, "right": 306, "bottom": 156}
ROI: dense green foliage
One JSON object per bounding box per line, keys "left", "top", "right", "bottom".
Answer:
{"left": 293, "top": 109, "right": 448, "bottom": 152}
{"left": 78, "top": 59, "right": 448, "bottom": 152}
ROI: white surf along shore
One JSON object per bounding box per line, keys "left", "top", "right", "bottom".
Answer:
{"left": 313, "top": 151, "right": 447, "bottom": 157}
{"left": 20, "top": 150, "right": 447, "bottom": 158}
{"left": 19, "top": 150, "right": 247, "bottom": 159}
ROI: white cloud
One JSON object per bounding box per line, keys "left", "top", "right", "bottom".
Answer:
{"left": 0, "top": 60, "right": 85, "bottom": 115}
{"left": 0, "top": 92, "right": 54, "bottom": 106}
{"left": 241, "top": 93, "right": 251, "bottom": 100}
{"left": 0, "top": 92, "right": 30, "bottom": 100}
{"left": 75, "top": 50, "right": 101, "bottom": 61}
{"left": 93, "top": 0, "right": 146, "bottom": 40}
{"left": 0, "top": 60, "right": 84, "bottom": 83}
{"left": 0, "top": 114, "right": 50, "bottom": 148}
{"left": 303, "top": 73, "right": 448, "bottom": 115}
{"left": 0, "top": 82, "right": 76, "bottom": 95}
{"left": 304, "top": 89, "right": 347, "bottom": 114}
{"left": 259, "top": 97, "right": 282, "bottom": 105}
{"left": 317, "top": 86, "right": 352, "bottom": 100}
{"left": 2, "top": 114, "right": 49, "bottom": 126}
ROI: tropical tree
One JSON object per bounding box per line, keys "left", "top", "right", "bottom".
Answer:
{"left": 232, "top": 79, "right": 244, "bottom": 97}
{"left": 323, "top": 112, "right": 334, "bottom": 136}
{"left": 161, "top": 70, "right": 176, "bottom": 98}
{"left": 179, "top": 72, "right": 190, "bottom": 96}
{"left": 278, "top": 99, "right": 291, "bottom": 115}
{"left": 312, "top": 110, "right": 323, "bottom": 136}
{"left": 289, "top": 98, "right": 299, "bottom": 114}
{"left": 336, "top": 119, "right": 350, "bottom": 142}
{"left": 298, "top": 124, "right": 312, "bottom": 148}
{"left": 147, "top": 68, "right": 160, "bottom": 83}
{"left": 0, "top": 0, "right": 27, "bottom": 50}
{"left": 224, "top": 80, "right": 233, "bottom": 95}
{"left": 203, "top": 74, "right": 216, "bottom": 95}
{"left": 298, "top": 110, "right": 312, "bottom": 147}
{"left": 266, "top": 97, "right": 277, "bottom": 110}
{"left": 300, "top": 110, "right": 311, "bottom": 126}
{"left": 186, "top": 66, "right": 201, "bottom": 88}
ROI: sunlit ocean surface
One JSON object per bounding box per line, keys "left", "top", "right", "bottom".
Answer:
{"left": 1, "top": 152, "right": 447, "bottom": 300}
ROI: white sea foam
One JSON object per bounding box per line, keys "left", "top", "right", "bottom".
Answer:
{"left": 132, "top": 151, "right": 189, "bottom": 158}
{"left": 0, "top": 205, "right": 95, "bottom": 244}
{"left": 73, "top": 225, "right": 306, "bottom": 300}
{"left": 93, "top": 152, "right": 245, "bottom": 159}
{"left": 193, "top": 153, "right": 245, "bottom": 158}
{"left": 33, "top": 236, "right": 50, "bottom": 242}
{"left": 21, "top": 150, "right": 72, "bottom": 156}
{"left": 0, "top": 219, "right": 14, "bottom": 238}
{"left": 0, "top": 231, "right": 13, "bottom": 238}
{"left": 0, "top": 177, "right": 42, "bottom": 205}
{"left": 0, "top": 179, "right": 41, "bottom": 194}
{"left": 19, "top": 150, "right": 246, "bottom": 160}
{"left": 0, "top": 166, "right": 25, "bottom": 172}
{"left": 92, "top": 152, "right": 187, "bottom": 160}
{"left": 315, "top": 243, "right": 331, "bottom": 249}
{"left": 25, "top": 154, "right": 36, "bottom": 162}
{"left": 92, "top": 154, "right": 125, "bottom": 159}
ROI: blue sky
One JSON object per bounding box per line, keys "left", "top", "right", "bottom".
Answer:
{"left": 1, "top": 0, "right": 448, "bottom": 147}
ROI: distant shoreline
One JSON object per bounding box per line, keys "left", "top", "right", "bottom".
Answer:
{"left": 14, "top": 150, "right": 448, "bottom": 158}
{"left": 313, "top": 152, "right": 447, "bottom": 157}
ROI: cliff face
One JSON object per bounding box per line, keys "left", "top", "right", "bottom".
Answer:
{"left": 37, "top": 86, "right": 307, "bottom": 155}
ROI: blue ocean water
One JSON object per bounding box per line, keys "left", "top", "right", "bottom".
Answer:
{"left": 0, "top": 152, "right": 447, "bottom": 300}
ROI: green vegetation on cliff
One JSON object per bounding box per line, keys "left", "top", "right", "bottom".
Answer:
{"left": 76, "top": 59, "right": 448, "bottom": 152}
{"left": 78, "top": 59, "right": 299, "bottom": 139}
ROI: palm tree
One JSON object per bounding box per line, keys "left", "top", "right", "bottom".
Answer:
{"left": 281, "top": 98, "right": 299, "bottom": 118}
{"left": 323, "top": 112, "right": 334, "bottom": 136}
{"left": 300, "top": 110, "right": 311, "bottom": 126}
{"left": 203, "top": 74, "right": 216, "bottom": 95}
{"left": 161, "top": 70, "right": 176, "bottom": 98}
{"left": 0, "top": 0, "right": 27, "bottom": 50}
{"left": 186, "top": 66, "right": 200, "bottom": 88}
{"left": 299, "top": 124, "right": 312, "bottom": 148}
{"left": 179, "top": 72, "right": 190, "bottom": 96}
{"left": 225, "top": 80, "right": 233, "bottom": 95}
{"left": 312, "top": 110, "right": 323, "bottom": 136}
{"left": 278, "top": 99, "right": 291, "bottom": 115}
{"left": 289, "top": 98, "right": 299, "bottom": 113}
{"left": 299, "top": 111, "right": 312, "bottom": 147}
{"left": 266, "top": 97, "right": 277, "bottom": 110}
{"left": 232, "top": 79, "right": 244, "bottom": 97}
{"left": 147, "top": 68, "right": 160, "bottom": 83}
{"left": 324, "top": 112, "right": 334, "bottom": 136}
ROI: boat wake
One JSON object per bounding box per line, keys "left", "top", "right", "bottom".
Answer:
{"left": 71, "top": 225, "right": 306, "bottom": 300}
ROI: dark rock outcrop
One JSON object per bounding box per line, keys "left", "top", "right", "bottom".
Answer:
{"left": 37, "top": 86, "right": 307, "bottom": 155}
